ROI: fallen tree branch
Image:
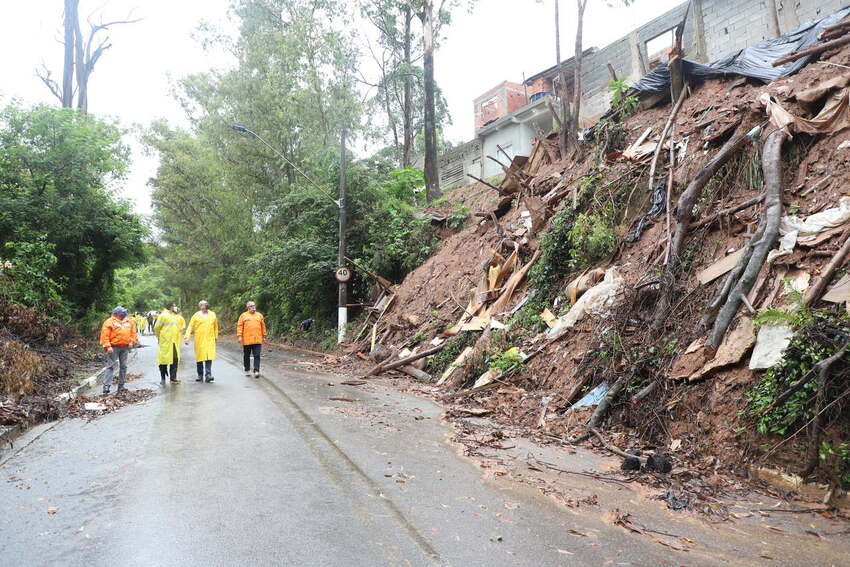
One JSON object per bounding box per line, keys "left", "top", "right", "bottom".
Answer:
{"left": 707, "top": 129, "right": 786, "bottom": 353}
{"left": 364, "top": 343, "right": 445, "bottom": 377}
{"left": 818, "top": 17, "right": 850, "bottom": 40}
{"left": 773, "top": 34, "right": 850, "bottom": 67}
{"left": 803, "top": 229, "right": 850, "bottom": 305}
{"left": 647, "top": 83, "right": 688, "bottom": 199}
{"left": 398, "top": 365, "right": 433, "bottom": 382}
{"left": 689, "top": 194, "right": 764, "bottom": 230}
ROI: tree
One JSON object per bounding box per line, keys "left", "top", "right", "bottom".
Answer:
{"left": 37, "top": 0, "right": 140, "bottom": 113}
{"left": 359, "top": 0, "right": 451, "bottom": 168}
{"left": 0, "top": 103, "right": 145, "bottom": 317}
{"left": 554, "top": 0, "right": 632, "bottom": 157}
{"left": 419, "top": 0, "right": 440, "bottom": 201}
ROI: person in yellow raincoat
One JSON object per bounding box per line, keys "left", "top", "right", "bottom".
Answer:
{"left": 184, "top": 300, "right": 219, "bottom": 383}
{"left": 154, "top": 302, "right": 185, "bottom": 385}
{"left": 135, "top": 313, "right": 146, "bottom": 335}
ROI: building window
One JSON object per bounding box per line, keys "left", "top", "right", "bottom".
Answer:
{"left": 645, "top": 28, "right": 675, "bottom": 68}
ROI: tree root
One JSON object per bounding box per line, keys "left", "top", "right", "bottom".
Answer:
{"left": 707, "top": 129, "right": 786, "bottom": 353}
{"left": 650, "top": 126, "right": 751, "bottom": 332}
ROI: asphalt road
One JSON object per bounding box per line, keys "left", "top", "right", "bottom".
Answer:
{"left": 0, "top": 336, "right": 739, "bottom": 566}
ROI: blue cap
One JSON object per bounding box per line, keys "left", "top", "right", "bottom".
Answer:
{"left": 112, "top": 306, "right": 128, "bottom": 315}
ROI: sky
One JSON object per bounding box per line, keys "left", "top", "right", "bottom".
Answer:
{"left": 0, "top": 0, "right": 683, "bottom": 216}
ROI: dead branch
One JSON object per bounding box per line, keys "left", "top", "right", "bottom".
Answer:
{"left": 364, "top": 343, "right": 445, "bottom": 377}
{"left": 818, "top": 17, "right": 850, "bottom": 41}
{"left": 803, "top": 229, "right": 850, "bottom": 306}
{"left": 689, "top": 194, "right": 764, "bottom": 230}
{"left": 647, "top": 84, "right": 688, "bottom": 199}
{"left": 585, "top": 426, "right": 636, "bottom": 460}
{"left": 36, "top": 65, "right": 64, "bottom": 103}
{"left": 708, "top": 129, "right": 786, "bottom": 352}
{"left": 398, "top": 365, "right": 433, "bottom": 382}
{"left": 468, "top": 174, "right": 505, "bottom": 194}
{"left": 773, "top": 34, "right": 850, "bottom": 67}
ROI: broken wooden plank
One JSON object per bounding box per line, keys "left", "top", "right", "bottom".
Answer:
{"left": 697, "top": 248, "right": 746, "bottom": 285}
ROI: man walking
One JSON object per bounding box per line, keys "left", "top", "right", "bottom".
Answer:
{"left": 184, "top": 300, "right": 218, "bottom": 383}
{"left": 99, "top": 306, "right": 138, "bottom": 394}
{"left": 237, "top": 301, "right": 267, "bottom": 378}
{"left": 154, "top": 301, "right": 185, "bottom": 385}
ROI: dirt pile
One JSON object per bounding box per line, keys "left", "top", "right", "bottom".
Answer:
{"left": 66, "top": 389, "right": 156, "bottom": 421}
{"left": 0, "top": 302, "right": 100, "bottom": 426}
{"left": 341, "top": 27, "right": 850, "bottom": 503}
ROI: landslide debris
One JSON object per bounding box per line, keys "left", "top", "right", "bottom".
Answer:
{"left": 0, "top": 302, "right": 101, "bottom": 427}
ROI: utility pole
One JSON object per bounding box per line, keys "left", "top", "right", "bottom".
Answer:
{"left": 337, "top": 127, "right": 348, "bottom": 344}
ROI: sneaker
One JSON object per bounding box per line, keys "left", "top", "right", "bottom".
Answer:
{"left": 103, "top": 386, "right": 111, "bottom": 394}
{"left": 205, "top": 376, "right": 214, "bottom": 383}
{"left": 244, "top": 370, "right": 251, "bottom": 376}
{"left": 161, "top": 378, "right": 166, "bottom": 384}
{"left": 195, "top": 376, "right": 204, "bottom": 382}
{"left": 116, "top": 385, "right": 125, "bottom": 394}
{"left": 253, "top": 371, "right": 260, "bottom": 378}
{"left": 170, "top": 378, "right": 181, "bottom": 383}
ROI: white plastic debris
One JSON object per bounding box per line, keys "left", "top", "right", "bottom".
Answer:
{"left": 749, "top": 325, "right": 794, "bottom": 370}
{"left": 546, "top": 267, "right": 625, "bottom": 340}
{"left": 84, "top": 403, "right": 107, "bottom": 411}
{"left": 768, "top": 197, "right": 850, "bottom": 261}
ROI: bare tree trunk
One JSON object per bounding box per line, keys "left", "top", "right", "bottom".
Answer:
{"left": 708, "top": 129, "right": 786, "bottom": 352}
{"left": 73, "top": 10, "right": 87, "bottom": 113}
{"left": 420, "top": 1, "right": 441, "bottom": 201}
{"left": 570, "top": 0, "right": 588, "bottom": 144}
{"left": 62, "top": 0, "right": 78, "bottom": 108}
{"left": 402, "top": 7, "right": 414, "bottom": 167}
{"left": 555, "top": 0, "right": 571, "bottom": 158}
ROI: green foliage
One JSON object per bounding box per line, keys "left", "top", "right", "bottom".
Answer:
{"left": 447, "top": 204, "right": 470, "bottom": 229}
{"left": 488, "top": 347, "right": 525, "bottom": 373}
{"left": 819, "top": 441, "right": 850, "bottom": 485}
{"left": 566, "top": 213, "right": 616, "bottom": 272}
{"left": 383, "top": 166, "right": 425, "bottom": 204}
{"left": 0, "top": 103, "right": 145, "bottom": 319}
{"left": 753, "top": 283, "right": 813, "bottom": 329}
{"left": 0, "top": 234, "right": 63, "bottom": 310}
{"left": 427, "top": 332, "right": 476, "bottom": 376}
{"left": 607, "top": 78, "right": 638, "bottom": 120}
{"left": 111, "top": 248, "right": 181, "bottom": 313}
{"left": 747, "top": 309, "right": 850, "bottom": 435}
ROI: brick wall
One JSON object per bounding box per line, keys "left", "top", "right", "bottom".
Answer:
{"left": 473, "top": 81, "right": 527, "bottom": 130}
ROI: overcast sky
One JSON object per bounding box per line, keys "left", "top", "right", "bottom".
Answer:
{"left": 0, "top": 0, "right": 682, "bottom": 216}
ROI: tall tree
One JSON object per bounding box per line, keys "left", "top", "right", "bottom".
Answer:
{"left": 419, "top": 0, "right": 440, "bottom": 201}
{"left": 38, "top": 0, "right": 140, "bottom": 113}
{"left": 360, "top": 0, "right": 451, "bottom": 168}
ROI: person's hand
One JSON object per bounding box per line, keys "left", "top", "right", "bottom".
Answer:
{"left": 183, "top": 338, "right": 189, "bottom": 345}
{"left": 106, "top": 346, "right": 114, "bottom": 354}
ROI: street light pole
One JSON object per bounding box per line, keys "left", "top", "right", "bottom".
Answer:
{"left": 337, "top": 127, "right": 348, "bottom": 344}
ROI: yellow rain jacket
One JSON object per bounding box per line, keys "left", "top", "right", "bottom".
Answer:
{"left": 154, "top": 310, "right": 185, "bottom": 364}
{"left": 184, "top": 310, "right": 218, "bottom": 362}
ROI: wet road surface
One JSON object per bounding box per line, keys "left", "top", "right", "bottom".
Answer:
{"left": 0, "top": 335, "right": 807, "bottom": 566}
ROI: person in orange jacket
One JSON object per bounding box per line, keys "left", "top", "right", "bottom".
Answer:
{"left": 99, "top": 306, "right": 139, "bottom": 394}
{"left": 237, "top": 300, "right": 267, "bottom": 378}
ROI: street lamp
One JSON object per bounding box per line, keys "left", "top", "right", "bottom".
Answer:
{"left": 233, "top": 124, "right": 349, "bottom": 344}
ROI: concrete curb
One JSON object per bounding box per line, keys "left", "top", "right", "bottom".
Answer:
{"left": 55, "top": 365, "right": 109, "bottom": 403}
{"left": 1, "top": 365, "right": 109, "bottom": 450}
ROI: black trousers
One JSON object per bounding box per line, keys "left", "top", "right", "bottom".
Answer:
{"left": 196, "top": 360, "right": 212, "bottom": 377}
{"left": 159, "top": 344, "right": 178, "bottom": 380}
{"left": 243, "top": 344, "right": 262, "bottom": 372}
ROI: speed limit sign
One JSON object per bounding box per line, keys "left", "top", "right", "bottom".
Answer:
{"left": 334, "top": 266, "right": 352, "bottom": 283}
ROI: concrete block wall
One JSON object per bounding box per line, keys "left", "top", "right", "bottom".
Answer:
{"left": 578, "top": 0, "right": 850, "bottom": 122}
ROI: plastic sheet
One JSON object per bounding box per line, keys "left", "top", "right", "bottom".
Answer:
{"left": 546, "top": 267, "right": 625, "bottom": 340}
{"left": 630, "top": 6, "right": 850, "bottom": 95}
{"left": 625, "top": 178, "right": 666, "bottom": 242}
{"left": 767, "top": 196, "right": 850, "bottom": 261}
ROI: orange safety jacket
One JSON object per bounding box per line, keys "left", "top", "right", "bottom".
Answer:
{"left": 237, "top": 311, "right": 267, "bottom": 345}
{"left": 99, "top": 315, "right": 139, "bottom": 348}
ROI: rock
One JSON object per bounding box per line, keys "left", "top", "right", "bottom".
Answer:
{"left": 643, "top": 453, "right": 673, "bottom": 473}
{"left": 621, "top": 449, "right": 642, "bottom": 471}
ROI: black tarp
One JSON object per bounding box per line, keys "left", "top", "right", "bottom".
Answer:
{"left": 631, "top": 6, "right": 850, "bottom": 95}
